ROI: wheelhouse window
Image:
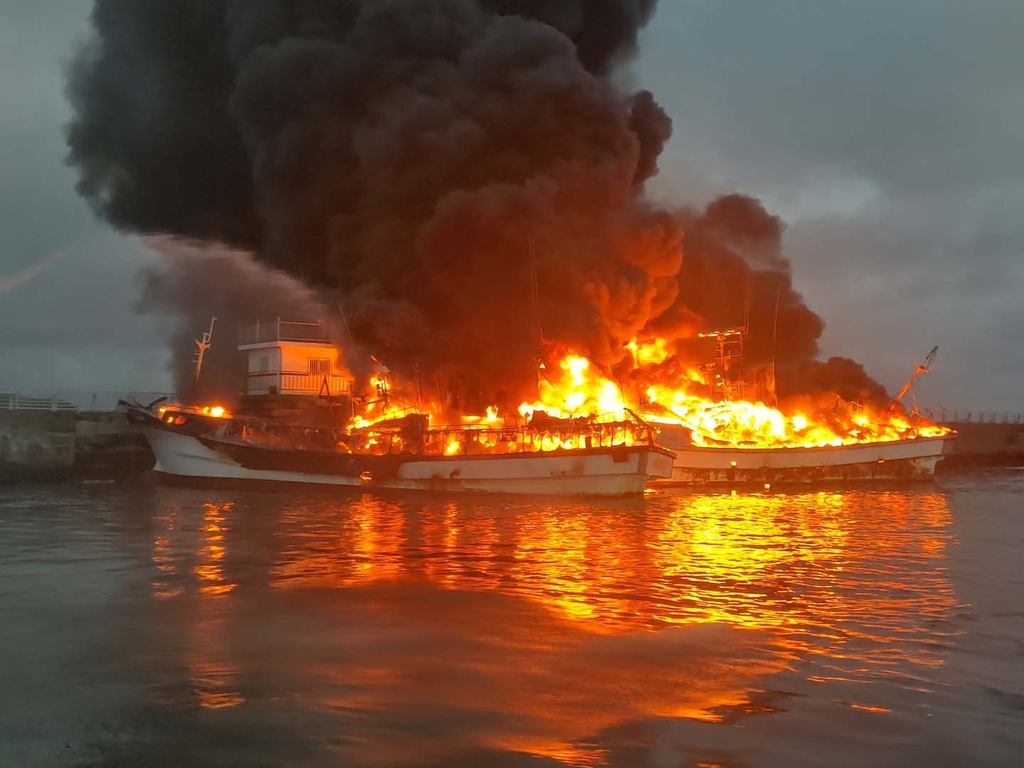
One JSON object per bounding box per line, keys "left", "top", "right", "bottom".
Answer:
{"left": 308, "top": 358, "right": 331, "bottom": 375}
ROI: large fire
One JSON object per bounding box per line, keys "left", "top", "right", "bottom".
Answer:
{"left": 326, "top": 360, "right": 650, "bottom": 456}
{"left": 518, "top": 340, "right": 951, "bottom": 449}
{"left": 341, "top": 337, "right": 950, "bottom": 451}
{"left": 185, "top": 335, "right": 949, "bottom": 456}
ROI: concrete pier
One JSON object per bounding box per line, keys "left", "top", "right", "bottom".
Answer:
{"left": 0, "top": 410, "right": 78, "bottom": 481}
{"left": 73, "top": 412, "right": 155, "bottom": 481}
{"left": 0, "top": 408, "right": 153, "bottom": 484}
{"left": 939, "top": 421, "right": 1024, "bottom": 470}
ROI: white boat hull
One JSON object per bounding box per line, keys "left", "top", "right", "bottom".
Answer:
{"left": 653, "top": 431, "right": 952, "bottom": 485}
{"left": 143, "top": 428, "right": 674, "bottom": 497}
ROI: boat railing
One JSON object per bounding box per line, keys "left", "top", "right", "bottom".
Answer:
{"left": 424, "top": 419, "right": 653, "bottom": 456}
{"left": 370, "top": 410, "right": 656, "bottom": 455}
{"left": 203, "top": 409, "right": 654, "bottom": 456}
{"left": 238, "top": 319, "right": 332, "bottom": 345}
{"left": 279, "top": 372, "right": 354, "bottom": 395}
{"left": 341, "top": 425, "right": 648, "bottom": 458}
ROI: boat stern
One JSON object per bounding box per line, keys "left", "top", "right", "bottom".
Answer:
{"left": 643, "top": 445, "right": 676, "bottom": 481}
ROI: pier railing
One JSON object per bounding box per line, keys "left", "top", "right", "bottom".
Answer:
{"left": 2, "top": 393, "right": 78, "bottom": 412}
{"left": 238, "top": 319, "right": 331, "bottom": 345}
{"left": 938, "top": 409, "right": 1024, "bottom": 424}
{"left": 1, "top": 391, "right": 175, "bottom": 413}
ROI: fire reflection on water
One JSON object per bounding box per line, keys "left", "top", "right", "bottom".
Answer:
{"left": 186, "top": 603, "right": 245, "bottom": 711}
{"left": 194, "top": 501, "right": 236, "bottom": 597}
{"left": 148, "top": 500, "right": 244, "bottom": 709}
{"left": 188, "top": 501, "right": 243, "bottom": 709}
{"left": 150, "top": 503, "right": 182, "bottom": 600}
{"left": 265, "top": 491, "right": 954, "bottom": 653}
{"left": 272, "top": 495, "right": 406, "bottom": 588}
{"left": 149, "top": 489, "right": 956, "bottom": 763}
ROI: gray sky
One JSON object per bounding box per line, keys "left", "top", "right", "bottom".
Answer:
{"left": 0, "top": 1, "right": 169, "bottom": 401}
{"left": 638, "top": 1, "right": 1024, "bottom": 413}
{"left": 1, "top": 1, "right": 1021, "bottom": 411}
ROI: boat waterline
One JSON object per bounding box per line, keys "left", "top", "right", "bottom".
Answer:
{"left": 654, "top": 434, "right": 952, "bottom": 485}
{"left": 144, "top": 427, "right": 675, "bottom": 496}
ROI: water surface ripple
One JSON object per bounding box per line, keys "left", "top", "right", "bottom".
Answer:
{"left": 1, "top": 474, "right": 1022, "bottom": 766}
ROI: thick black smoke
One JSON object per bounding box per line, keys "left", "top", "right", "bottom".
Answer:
{"left": 67, "top": 1, "right": 888, "bottom": 405}
{"left": 645, "top": 195, "right": 888, "bottom": 403}
{"left": 68, "top": 0, "right": 683, "bottom": 399}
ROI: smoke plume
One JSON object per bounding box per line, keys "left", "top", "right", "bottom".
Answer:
{"left": 137, "top": 237, "right": 355, "bottom": 402}
{"left": 67, "top": 1, "right": 888, "bottom": 405}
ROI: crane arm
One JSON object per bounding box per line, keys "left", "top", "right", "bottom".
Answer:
{"left": 893, "top": 345, "right": 938, "bottom": 404}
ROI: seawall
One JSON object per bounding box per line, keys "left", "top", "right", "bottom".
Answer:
{"left": 939, "top": 421, "right": 1024, "bottom": 470}
{"left": 0, "top": 410, "right": 78, "bottom": 481}
{"left": 73, "top": 412, "right": 155, "bottom": 481}
{"left": 0, "top": 410, "right": 153, "bottom": 484}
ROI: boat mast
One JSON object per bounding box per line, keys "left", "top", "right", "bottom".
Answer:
{"left": 768, "top": 282, "right": 781, "bottom": 406}
{"left": 193, "top": 317, "right": 216, "bottom": 384}
{"left": 529, "top": 236, "right": 545, "bottom": 388}
{"left": 891, "top": 345, "right": 938, "bottom": 416}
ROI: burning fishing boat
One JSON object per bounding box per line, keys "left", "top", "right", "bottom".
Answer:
{"left": 124, "top": 320, "right": 673, "bottom": 496}
{"left": 643, "top": 335, "right": 955, "bottom": 485}
{"left": 516, "top": 333, "right": 955, "bottom": 486}
{"left": 653, "top": 426, "right": 951, "bottom": 485}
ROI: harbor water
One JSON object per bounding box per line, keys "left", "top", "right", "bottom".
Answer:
{"left": 2, "top": 474, "right": 1022, "bottom": 767}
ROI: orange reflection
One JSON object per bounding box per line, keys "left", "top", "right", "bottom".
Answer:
{"left": 151, "top": 502, "right": 182, "bottom": 599}
{"left": 186, "top": 601, "right": 245, "bottom": 710}
{"left": 149, "top": 489, "right": 955, "bottom": 765}
{"left": 256, "top": 489, "right": 955, "bottom": 762}
{"left": 512, "top": 510, "right": 599, "bottom": 623}
{"left": 307, "top": 596, "right": 780, "bottom": 767}
{"left": 149, "top": 496, "right": 245, "bottom": 709}
{"left": 194, "top": 501, "right": 236, "bottom": 596}
{"left": 847, "top": 703, "right": 892, "bottom": 713}
{"left": 420, "top": 501, "right": 467, "bottom": 588}
{"left": 266, "top": 491, "right": 956, "bottom": 652}
{"left": 271, "top": 494, "right": 406, "bottom": 588}
{"left": 192, "top": 501, "right": 242, "bottom": 708}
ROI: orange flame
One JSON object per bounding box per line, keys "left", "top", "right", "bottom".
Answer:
{"left": 520, "top": 342, "right": 951, "bottom": 449}
{"left": 189, "top": 335, "right": 950, "bottom": 454}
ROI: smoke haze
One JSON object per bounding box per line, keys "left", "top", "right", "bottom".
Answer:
{"left": 138, "top": 238, "right": 355, "bottom": 402}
